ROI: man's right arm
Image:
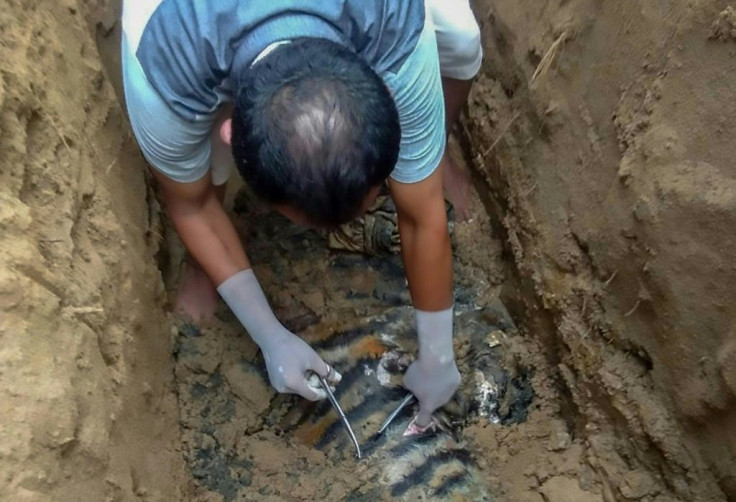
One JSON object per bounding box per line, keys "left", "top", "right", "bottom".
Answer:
{"left": 152, "top": 170, "right": 338, "bottom": 400}
{"left": 151, "top": 169, "right": 250, "bottom": 285}
{"left": 123, "top": 33, "right": 335, "bottom": 400}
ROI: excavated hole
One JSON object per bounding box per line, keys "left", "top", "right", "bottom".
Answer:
{"left": 85, "top": 8, "right": 600, "bottom": 500}
{"left": 168, "top": 166, "right": 548, "bottom": 501}
{"left": 7, "top": 1, "right": 734, "bottom": 500}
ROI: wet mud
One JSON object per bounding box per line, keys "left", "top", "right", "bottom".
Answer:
{"left": 172, "top": 185, "right": 588, "bottom": 502}
{"left": 177, "top": 306, "right": 531, "bottom": 500}
{"left": 3, "top": 1, "right": 734, "bottom": 500}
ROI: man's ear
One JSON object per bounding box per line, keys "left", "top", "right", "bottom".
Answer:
{"left": 220, "top": 118, "right": 233, "bottom": 146}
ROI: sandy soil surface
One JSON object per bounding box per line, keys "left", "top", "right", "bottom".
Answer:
{"left": 460, "top": 0, "right": 736, "bottom": 500}
{"left": 2, "top": 0, "right": 734, "bottom": 500}
{"left": 0, "top": 2, "right": 186, "bottom": 500}
{"left": 168, "top": 149, "right": 604, "bottom": 502}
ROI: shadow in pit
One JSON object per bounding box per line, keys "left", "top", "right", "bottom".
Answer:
{"left": 173, "top": 192, "right": 532, "bottom": 500}
{"left": 174, "top": 301, "right": 532, "bottom": 501}
{"left": 281, "top": 305, "right": 532, "bottom": 500}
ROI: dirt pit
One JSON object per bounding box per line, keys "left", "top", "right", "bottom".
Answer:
{"left": 164, "top": 154, "right": 599, "bottom": 502}
{"left": 2, "top": 0, "right": 735, "bottom": 501}
{"left": 168, "top": 178, "right": 576, "bottom": 501}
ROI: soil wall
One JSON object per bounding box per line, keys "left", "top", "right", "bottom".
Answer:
{"left": 462, "top": 1, "right": 736, "bottom": 500}
{"left": 0, "top": 1, "right": 185, "bottom": 500}
{"left": 4, "top": 0, "right": 736, "bottom": 500}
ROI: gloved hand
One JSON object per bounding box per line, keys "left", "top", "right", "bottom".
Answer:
{"left": 403, "top": 307, "right": 461, "bottom": 428}
{"left": 217, "top": 269, "right": 340, "bottom": 400}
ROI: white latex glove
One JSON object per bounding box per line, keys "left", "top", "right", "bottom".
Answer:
{"left": 218, "top": 269, "right": 340, "bottom": 400}
{"left": 403, "top": 307, "right": 461, "bottom": 428}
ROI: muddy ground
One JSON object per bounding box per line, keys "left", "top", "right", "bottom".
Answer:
{"left": 169, "top": 169, "right": 592, "bottom": 502}
{"left": 460, "top": 0, "right": 736, "bottom": 500}
{"left": 1, "top": 0, "right": 735, "bottom": 501}
{"left": 0, "top": 1, "right": 187, "bottom": 500}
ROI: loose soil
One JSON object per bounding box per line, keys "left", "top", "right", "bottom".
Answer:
{"left": 170, "top": 160, "right": 597, "bottom": 502}
{"left": 1, "top": 1, "right": 186, "bottom": 500}
{"left": 1, "top": 0, "right": 734, "bottom": 501}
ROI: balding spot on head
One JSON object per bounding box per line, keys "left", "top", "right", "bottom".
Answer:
{"left": 293, "top": 103, "right": 339, "bottom": 157}
{"left": 272, "top": 81, "right": 351, "bottom": 172}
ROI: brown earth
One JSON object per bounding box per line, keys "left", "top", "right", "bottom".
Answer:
{"left": 169, "top": 185, "right": 591, "bottom": 502}
{"left": 460, "top": 0, "right": 736, "bottom": 500}
{"left": 1, "top": 0, "right": 734, "bottom": 501}
{"left": 0, "top": 1, "right": 186, "bottom": 500}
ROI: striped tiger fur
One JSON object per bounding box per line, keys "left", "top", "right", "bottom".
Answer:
{"left": 271, "top": 302, "right": 532, "bottom": 500}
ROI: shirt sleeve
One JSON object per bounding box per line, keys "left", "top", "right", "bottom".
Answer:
{"left": 382, "top": 15, "right": 446, "bottom": 184}
{"left": 122, "top": 36, "right": 215, "bottom": 183}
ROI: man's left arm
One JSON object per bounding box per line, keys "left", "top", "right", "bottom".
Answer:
{"left": 389, "top": 156, "right": 461, "bottom": 429}
{"left": 389, "top": 162, "right": 452, "bottom": 310}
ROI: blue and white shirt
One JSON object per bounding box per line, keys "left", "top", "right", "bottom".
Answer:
{"left": 122, "top": 0, "right": 445, "bottom": 184}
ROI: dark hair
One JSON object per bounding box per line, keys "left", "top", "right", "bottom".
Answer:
{"left": 231, "top": 38, "right": 401, "bottom": 227}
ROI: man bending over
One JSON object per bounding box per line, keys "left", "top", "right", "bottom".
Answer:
{"left": 122, "top": 0, "right": 482, "bottom": 431}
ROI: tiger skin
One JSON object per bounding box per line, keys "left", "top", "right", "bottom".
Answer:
{"left": 270, "top": 302, "right": 532, "bottom": 500}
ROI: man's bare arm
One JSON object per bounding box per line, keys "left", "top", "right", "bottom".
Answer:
{"left": 389, "top": 155, "right": 460, "bottom": 429}
{"left": 389, "top": 159, "right": 453, "bottom": 311}
{"left": 151, "top": 169, "right": 250, "bottom": 286}
{"left": 152, "top": 169, "right": 336, "bottom": 400}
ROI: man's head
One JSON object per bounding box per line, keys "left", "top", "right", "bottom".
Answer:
{"left": 229, "top": 38, "right": 400, "bottom": 228}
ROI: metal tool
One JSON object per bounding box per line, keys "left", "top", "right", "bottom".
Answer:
{"left": 377, "top": 392, "right": 416, "bottom": 435}
{"left": 318, "top": 375, "right": 362, "bottom": 459}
